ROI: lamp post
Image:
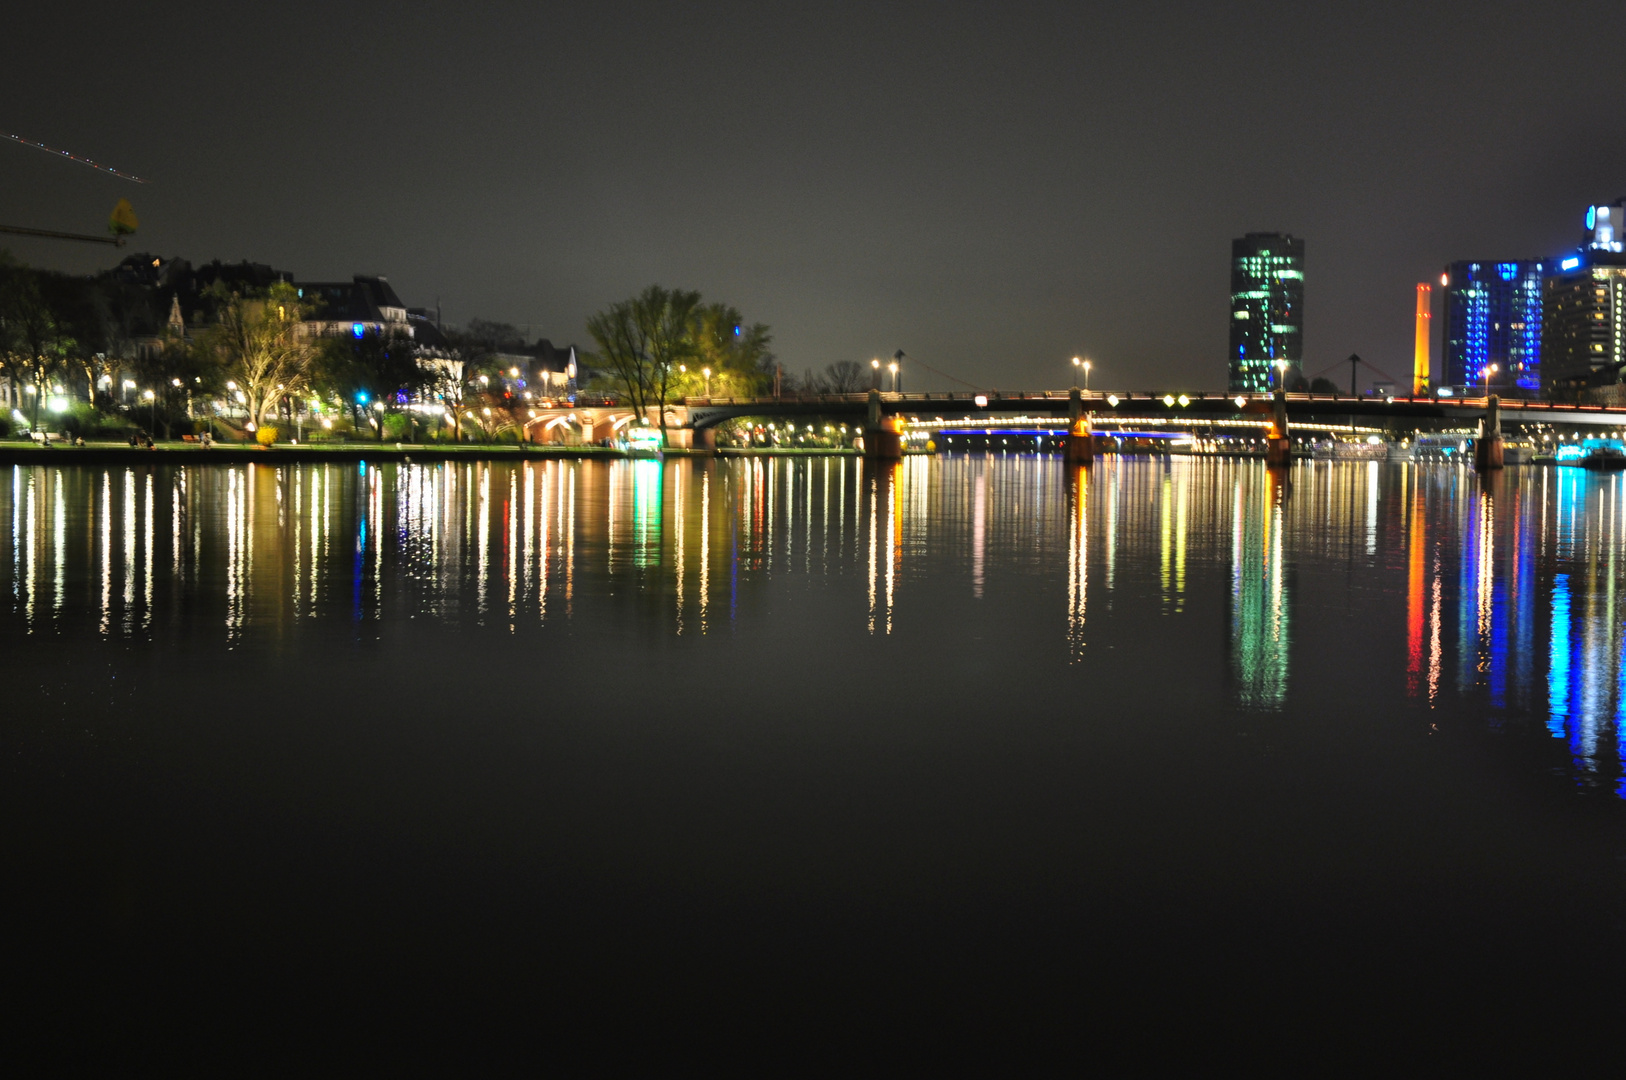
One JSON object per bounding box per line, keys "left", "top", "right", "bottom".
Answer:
{"left": 1483, "top": 363, "right": 1498, "bottom": 399}
{"left": 871, "top": 358, "right": 881, "bottom": 391}
{"left": 1071, "top": 356, "right": 1081, "bottom": 389}
{"left": 143, "top": 388, "right": 156, "bottom": 435}
{"left": 702, "top": 367, "right": 711, "bottom": 396}
{"left": 1083, "top": 359, "right": 1091, "bottom": 395}
{"left": 888, "top": 360, "right": 899, "bottom": 393}
{"left": 1272, "top": 359, "right": 1289, "bottom": 390}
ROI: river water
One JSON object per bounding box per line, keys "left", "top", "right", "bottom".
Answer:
{"left": 3, "top": 456, "right": 1625, "bottom": 1067}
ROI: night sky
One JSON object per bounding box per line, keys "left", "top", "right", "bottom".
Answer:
{"left": 5, "top": 1, "right": 1626, "bottom": 391}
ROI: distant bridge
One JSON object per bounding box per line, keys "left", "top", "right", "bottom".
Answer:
{"left": 679, "top": 390, "right": 1626, "bottom": 429}
{"left": 520, "top": 390, "right": 1626, "bottom": 452}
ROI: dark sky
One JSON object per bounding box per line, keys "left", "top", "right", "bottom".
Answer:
{"left": 5, "top": 1, "right": 1626, "bottom": 391}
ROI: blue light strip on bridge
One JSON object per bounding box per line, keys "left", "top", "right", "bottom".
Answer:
{"left": 934, "top": 429, "right": 1181, "bottom": 439}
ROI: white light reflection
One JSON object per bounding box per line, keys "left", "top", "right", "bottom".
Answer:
{"left": 143, "top": 472, "right": 154, "bottom": 631}
{"left": 123, "top": 469, "right": 136, "bottom": 633}
{"left": 53, "top": 474, "right": 65, "bottom": 616}
{"left": 867, "top": 473, "right": 877, "bottom": 634}
{"left": 674, "top": 463, "right": 685, "bottom": 634}
{"left": 699, "top": 469, "right": 709, "bottom": 634}
{"left": 972, "top": 462, "right": 986, "bottom": 600}
{"left": 1067, "top": 466, "right": 1088, "bottom": 661}
{"left": 100, "top": 473, "right": 111, "bottom": 635}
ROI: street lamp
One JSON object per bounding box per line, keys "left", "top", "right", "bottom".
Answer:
{"left": 1083, "top": 359, "right": 1091, "bottom": 394}
{"left": 1483, "top": 363, "right": 1498, "bottom": 398}
{"left": 871, "top": 358, "right": 881, "bottom": 391}
{"left": 1071, "top": 356, "right": 1081, "bottom": 389}
{"left": 143, "top": 388, "right": 157, "bottom": 435}
{"left": 702, "top": 367, "right": 711, "bottom": 396}
{"left": 1272, "top": 359, "right": 1289, "bottom": 390}
{"left": 888, "top": 361, "right": 899, "bottom": 393}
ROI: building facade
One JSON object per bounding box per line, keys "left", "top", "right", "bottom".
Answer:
{"left": 1542, "top": 201, "right": 1626, "bottom": 396}
{"left": 1228, "top": 233, "right": 1304, "bottom": 394}
{"left": 1440, "top": 260, "right": 1544, "bottom": 393}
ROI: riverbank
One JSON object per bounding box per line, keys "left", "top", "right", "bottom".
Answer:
{"left": 0, "top": 440, "right": 873, "bottom": 464}
{"left": 0, "top": 440, "right": 631, "bottom": 464}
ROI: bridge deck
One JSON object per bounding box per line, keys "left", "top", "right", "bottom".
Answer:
{"left": 674, "top": 391, "right": 1626, "bottom": 428}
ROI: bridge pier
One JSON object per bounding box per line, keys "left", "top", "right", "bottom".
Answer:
{"left": 1265, "top": 391, "right": 1291, "bottom": 467}
{"left": 1064, "top": 386, "right": 1094, "bottom": 463}
{"left": 1474, "top": 395, "right": 1504, "bottom": 470}
{"left": 863, "top": 389, "right": 903, "bottom": 459}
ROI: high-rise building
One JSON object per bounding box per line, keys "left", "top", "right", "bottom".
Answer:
{"left": 1542, "top": 200, "right": 1626, "bottom": 395}
{"left": 1413, "top": 283, "right": 1432, "bottom": 395}
{"left": 1440, "top": 260, "right": 1544, "bottom": 392}
{"left": 1228, "top": 233, "right": 1303, "bottom": 394}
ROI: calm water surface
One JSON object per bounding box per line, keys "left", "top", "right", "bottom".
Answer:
{"left": 4, "top": 456, "right": 1626, "bottom": 1066}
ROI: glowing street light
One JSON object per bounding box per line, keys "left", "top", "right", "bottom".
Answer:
{"left": 702, "top": 367, "right": 711, "bottom": 396}
{"left": 1483, "top": 363, "right": 1498, "bottom": 398}
{"left": 1071, "top": 356, "right": 1081, "bottom": 388}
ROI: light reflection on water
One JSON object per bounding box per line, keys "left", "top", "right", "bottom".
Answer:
{"left": 6, "top": 456, "right": 1626, "bottom": 791}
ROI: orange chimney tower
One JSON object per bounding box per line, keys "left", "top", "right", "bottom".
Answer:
{"left": 1413, "top": 283, "right": 1432, "bottom": 396}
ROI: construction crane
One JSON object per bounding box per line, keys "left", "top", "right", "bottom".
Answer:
{"left": 1, "top": 128, "right": 145, "bottom": 246}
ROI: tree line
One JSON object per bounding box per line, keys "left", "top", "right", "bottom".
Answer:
{"left": 3, "top": 255, "right": 868, "bottom": 446}
{"left": 0, "top": 257, "right": 565, "bottom": 442}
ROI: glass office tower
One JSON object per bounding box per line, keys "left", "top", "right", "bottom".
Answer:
{"left": 1541, "top": 202, "right": 1626, "bottom": 396}
{"left": 1228, "top": 234, "right": 1304, "bottom": 394}
{"left": 1440, "top": 260, "right": 1544, "bottom": 393}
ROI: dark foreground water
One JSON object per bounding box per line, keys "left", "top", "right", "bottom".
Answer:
{"left": 4, "top": 456, "right": 1626, "bottom": 1068}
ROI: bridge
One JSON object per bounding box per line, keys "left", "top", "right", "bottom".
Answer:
{"left": 522, "top": 389, "right": 1626, "bottom": 467}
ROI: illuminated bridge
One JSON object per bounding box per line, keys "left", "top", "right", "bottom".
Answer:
{"left": 677, "top": 389, "right": 1626, "bottom": 429}
{"left": 524, "top": 390, "right": 1626, "bottom": 454}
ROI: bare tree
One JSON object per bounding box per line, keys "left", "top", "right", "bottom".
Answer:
{"left": 586, "top": 286, "right": 700, "bottom": 446}
{"left": 818, "top": 360, "right": 866, "bottom": 393}
{"left": 196, "top": 281, "right": 319, "bottom": 429}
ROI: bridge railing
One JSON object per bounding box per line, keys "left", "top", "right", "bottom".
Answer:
{"left": 672, "top": 390, "right": 1626, "bottom": 414}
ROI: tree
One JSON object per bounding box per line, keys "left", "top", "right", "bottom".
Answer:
{"left": 814, "top": 360, "right": 865, "bottom": 393}
{"left": 586, "top": 286, "right": 701, "bottom": 446}
{"left": 689, "top": 302, "right": 774, "bottom": 396}
{"left": 317, "top": 329, "right": 433, "bottom": 442}
{"left": 1309, "top": 377, "right": 1340, "bottom": 395}
{"left": 436, "top": 320, "right": 523, "bottom": 442}
{"left": 126, "top": 328, "right": 223, "bottom": 438}
{"left": 455, "top": 318, "right": 526, "bottom": 359}
{"left": 0, "top": 261, "right": 74, "bottom": 431}
{"left": 88, "top": 277, "right": 165, "bottom": 410}
{"left": 195, "top": 281, "right": 319, "bottom": 429}
{"left": 36, "top": 273, "right": 120, "bottom": 415}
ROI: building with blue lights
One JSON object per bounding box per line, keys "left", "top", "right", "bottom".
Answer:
{"left": 1542, "top": 200, "right": 1626, "bottom": 396}
{"left": 1228, "top": 233, "right": 1303, "bottom": 394}
{"left": 1439, "top": 260, "right": 1544, "bottom": 393}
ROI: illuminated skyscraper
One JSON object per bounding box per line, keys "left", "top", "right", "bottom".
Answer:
{"left": 1440, "top": 260, "right": 1544, "bottom": 392}
{"left": 1228, "top": 233, "right": 1303, "bottom": 394}
{"left": 1542, "top": 201, "right": 1626, "bottom": 396}
{"left": 1413, "top": 283, "right": 1432, "bottom": 395}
